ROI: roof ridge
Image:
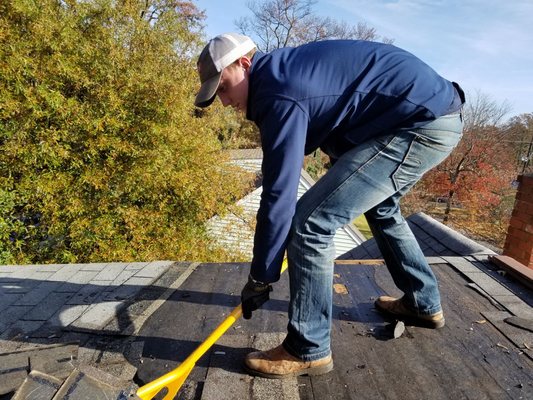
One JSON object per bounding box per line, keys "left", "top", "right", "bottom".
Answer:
{"left": 408, "top": 212, "right": 496, "bottom": 256}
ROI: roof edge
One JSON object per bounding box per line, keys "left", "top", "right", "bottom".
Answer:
{"left": 408, "top": 212, "right": 496, "bottom": 256}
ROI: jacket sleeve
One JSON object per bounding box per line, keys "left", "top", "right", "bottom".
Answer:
{"left": 250, "top": 99, "right": 309, "bottom": 283}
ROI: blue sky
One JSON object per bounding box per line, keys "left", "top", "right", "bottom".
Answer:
{"left": 194, "top": 0, "right": 532, "bottom": 120}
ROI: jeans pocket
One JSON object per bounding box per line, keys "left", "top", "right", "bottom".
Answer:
{"left": 391, "top": 136, "right": 424, "bottom": 192}
{"left": 392, "top": 125, "right": 462, "bottom": 193}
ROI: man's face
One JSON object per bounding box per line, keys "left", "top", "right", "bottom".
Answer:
{"left": 216, "top": 57, "right": 250, "bottom": 113}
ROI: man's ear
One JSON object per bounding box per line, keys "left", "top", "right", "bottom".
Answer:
{"left": 238, "top": 56, "right": 252, "bottom": 70}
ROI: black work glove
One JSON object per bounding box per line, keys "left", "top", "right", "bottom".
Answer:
{"left": 241, "top": 274, "right": 273, "bottom": 320}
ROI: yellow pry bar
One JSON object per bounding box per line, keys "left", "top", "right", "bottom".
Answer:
{"left": 136, "top": 259, "right": 289, "bottom": 400}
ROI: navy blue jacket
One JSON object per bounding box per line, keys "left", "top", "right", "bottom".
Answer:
{"left": 246, "top": 40, "right": 461, "bottom": 283}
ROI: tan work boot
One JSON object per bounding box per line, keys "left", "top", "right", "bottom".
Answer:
{"left": 375, "top": 296, "right": 445, "bottom": 329}
{"left": 244, "top": 344, "right": 333, "bottom": 379}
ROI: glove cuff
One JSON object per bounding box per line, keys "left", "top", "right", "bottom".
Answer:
{"left": 247, "top": 274, "right": 271, "bottom": 291}
{"left": 248, "top": 273, "right": 267, "bottom": 286}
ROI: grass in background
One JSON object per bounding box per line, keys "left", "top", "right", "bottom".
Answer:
{"left": 353, "top": 215, "right": 372, "bottom": 239}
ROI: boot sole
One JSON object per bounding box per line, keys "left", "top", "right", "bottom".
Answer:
{"left": 375, "top": 302, "right": 445, "bottom": 329}
{"left": 243, "top": 359, "right": 334, "bottom": 379}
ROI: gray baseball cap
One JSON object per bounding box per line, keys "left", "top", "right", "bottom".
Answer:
{"left": 194, "top": 33, "right": 256, "bottom": 108}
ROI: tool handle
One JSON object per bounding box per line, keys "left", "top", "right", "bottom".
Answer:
{"left": 190, "top": 259, "right": 288, "bottom": 362}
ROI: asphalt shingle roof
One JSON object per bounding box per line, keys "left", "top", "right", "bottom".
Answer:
{"left": 1, "top": 213, "right": 532, "bottom": 399}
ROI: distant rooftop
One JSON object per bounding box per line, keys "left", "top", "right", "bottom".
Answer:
{"left": 208, "top": 148, "right": 366, "bottom": 258}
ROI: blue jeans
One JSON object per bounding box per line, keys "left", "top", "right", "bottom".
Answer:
{"left": 283, "top": 114, "right": 463, "bottom": 360}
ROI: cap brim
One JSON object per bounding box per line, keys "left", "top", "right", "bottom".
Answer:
{"left": 194, "top": 72, "right": 222, "bottom": 108}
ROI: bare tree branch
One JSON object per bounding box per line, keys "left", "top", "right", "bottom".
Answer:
{"left": 234, "top": 0, "right": 391, "bottom": 51}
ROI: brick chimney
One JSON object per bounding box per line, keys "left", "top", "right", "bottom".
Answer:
{"left": 503, "top": 174, "right": 533, "bottom": 269}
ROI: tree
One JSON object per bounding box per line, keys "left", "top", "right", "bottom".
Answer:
{"left": 0, "top": 0, "right": 251, "bottom": 264}
{"left": 402, "top": 91, "right": 518, "bottom": 247}
{"left": 503, "top": 113, "right": 533, "bottom": 174}
{"left": 235, "top": 0, "right": 392, "bottom": 52}
{"left": 427, "top": 92, "right": 513, "bottom": 222}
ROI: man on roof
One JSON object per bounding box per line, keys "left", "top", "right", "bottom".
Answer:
{"left": 194, "top": 32, "right": 464, "bottom": 379}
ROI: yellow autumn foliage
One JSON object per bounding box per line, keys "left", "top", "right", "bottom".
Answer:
{"left": 0, "top": 0, "right": 252, "bottom": 264}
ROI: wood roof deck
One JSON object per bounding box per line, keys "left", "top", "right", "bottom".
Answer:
{"left": 135, "top": 257, "right": 533, "bottom": 400}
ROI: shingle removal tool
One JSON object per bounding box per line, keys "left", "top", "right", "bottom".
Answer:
{"left": 136, "top": 259, "right": 289, "bottom": 400}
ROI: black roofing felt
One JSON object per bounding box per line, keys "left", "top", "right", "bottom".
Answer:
{"left": 135, "top": 256, "right": 533, "bottom": 400}
{"left": 131, "top": 213, "right": 533, "bottom": 399}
